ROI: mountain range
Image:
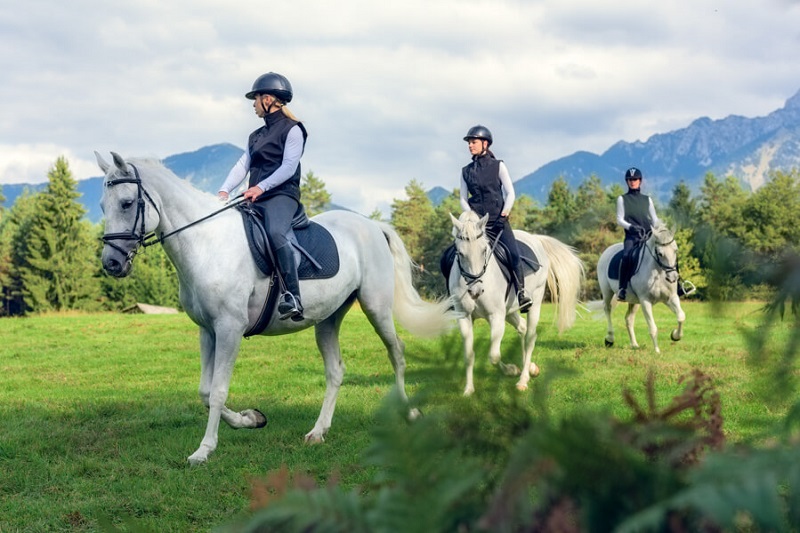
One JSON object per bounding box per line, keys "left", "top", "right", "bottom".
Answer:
{"left": 3, "top": 89, "right": 800, "bottom": 223}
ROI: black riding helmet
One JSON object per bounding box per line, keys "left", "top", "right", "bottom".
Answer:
{"left": 625, "top": 167, "right": 643, "bottom": 181}
{"left": 463, "top": 125, "right": 493, "bottom": 146}
{"left": 245, "top": 72, "right": 293, "bottom": 103}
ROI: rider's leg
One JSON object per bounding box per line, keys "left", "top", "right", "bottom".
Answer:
{"left": 497, "top": 220, "right": 532, "bottom": 313}
{"left": 258, "top": 195, "right": 303, "bottom": 321}
{"left": 617, "top": 238, "right": 635, "bottom": 301}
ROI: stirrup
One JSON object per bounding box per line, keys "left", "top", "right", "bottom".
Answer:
{"left": 678, "top": 280, "right": 696, "bottom": 297}
{"left": 517, "top": 290, "right": 533, "bottom": 313}
{"left": 278, "top": 293, "right": 304, "bottom": 321}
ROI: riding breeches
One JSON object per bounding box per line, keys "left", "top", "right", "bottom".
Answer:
{"left": 252, "top": 194, "right": 298, "bottom": 251}
{"left": 487, "top": 217, "right": 525, "bottom": 287}
{"left": 619, "top": 237, "right": 637, "bottom": 290}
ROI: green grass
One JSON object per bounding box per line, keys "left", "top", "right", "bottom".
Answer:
{"left": 0, "top": 302, "right": 794, "bottom": 531}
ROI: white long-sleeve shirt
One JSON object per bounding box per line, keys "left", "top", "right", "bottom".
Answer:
{"left": 459, "top": 160, "right": 516, "bottom": 215}
{"left": 616, "top": 195, "right": 660, "bottom": 230}
{"left": 217, "top": 124, "right": 304, "bottom": 195}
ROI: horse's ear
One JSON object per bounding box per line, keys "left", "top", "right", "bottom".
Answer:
{"left": 110, "top": 152, "right": 130, "bottom": 175}
{"left": 479, "top": 213, "right": 489, "bottom": 228}
{"left": 94, "top": 151, "right": 110, "bottom": 174}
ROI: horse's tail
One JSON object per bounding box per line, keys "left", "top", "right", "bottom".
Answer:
{"left": 377, "top": 222, "right": 457, "bottom": 337}
{"left": 536, "top": 235, "right": 585, "bottom": 333}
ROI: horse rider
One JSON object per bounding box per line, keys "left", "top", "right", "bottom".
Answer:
{"left": 218, "top": 72, "right": 308, "bottom": 321}
{"left": 460, "top": 125, "right": 533, "bottom": 312}
{"left": 616, "top": 167, "right": 661, "bottom": 302}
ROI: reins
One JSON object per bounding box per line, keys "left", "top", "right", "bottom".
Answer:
{"left": 642, "top": 230, "right": 679, "bottom": 274}
{"left": 101, "top": 162, "right": 245, "bottom": 257}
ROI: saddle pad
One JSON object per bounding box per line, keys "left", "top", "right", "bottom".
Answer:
{"left": 239, "top": 205, "right": 339, "bottom": 280}
{"left": 608, "top": 250, "right": 624, "bottom": 280}
{"left": 295, "top": 222, "right": 339, "bottom": 280}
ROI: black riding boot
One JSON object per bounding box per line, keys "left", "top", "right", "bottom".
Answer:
{"left": 513, "top": 266, "right": 533, "bottom": 313}
{"left": 618, "top": 255, "right": 632, "bottom": 301}
{"left": 275, "top": 244, "right": 304, "bottom": 321}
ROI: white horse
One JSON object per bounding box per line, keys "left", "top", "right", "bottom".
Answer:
{"left": 595, "top": 222, "right": 686, "bottom": 354}
{"left": 448, "top": 211, "right": 584, "bottom": 395}
{"left": 96, "top": 152, "right": 455, "bottom": 465}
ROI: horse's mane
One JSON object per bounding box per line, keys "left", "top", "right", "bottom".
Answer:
{"left": 651, "top": 221, "right": 674, "bottom": 244}
{"left": 123, "top": 157, "right": 219, "bottom": 202}
{"left": 456, "top": 210, "right": 485, "bottom": 241}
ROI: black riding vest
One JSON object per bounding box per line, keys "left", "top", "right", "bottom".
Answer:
{"left": 621, "top": 189, "right": 652, "bottom": 238}
{"left": 248, "top": 111, "right": 308, "bottom": 201}
{"left": 462, "top": 154, "right": 504, "bottom": 219}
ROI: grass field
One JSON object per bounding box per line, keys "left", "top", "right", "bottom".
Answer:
{"left": 0, "top": 301, "right": 795, "bottom": 531}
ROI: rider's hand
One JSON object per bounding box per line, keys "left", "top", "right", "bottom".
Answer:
{"left": 243, "top": 186, "right": 263, "bottom": 202}
{"left": 493, "top": 215, "right": 507, "bottom": 233}
{"left": 218, "top": 191, "right": 229, "bottom": 203}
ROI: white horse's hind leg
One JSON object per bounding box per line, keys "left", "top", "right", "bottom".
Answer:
{"left": 459, "top": 317, "right": 477, "bottom": 396}
{"left": 667, "top": 294, "right": 685, "bottom": 341}
{"left": 305, "top": 310, "right": 348, "bottom": 444}
{"left": 489, "top": 312, "right": 519, "bottom": 377}
{"left": 603, "top": 292, "right": 615, "bottom": 347}
{"left": 639, "top": 300, "right": 660, "bottom": 353}
{"left": 361, "top": 297, "right": 420, "bottom": 419}
{"left": 625, "top": 303, "right": 640, "bottom": 349}
{"left": 189, "top": 325, "right": 245, "bottom": 465}
{"left": 510, "top": 305, "right": 538, "bottom": 391}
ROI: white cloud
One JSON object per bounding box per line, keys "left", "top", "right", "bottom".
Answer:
{"left": 1, "top": 0, "right": 799, "bottom": 215}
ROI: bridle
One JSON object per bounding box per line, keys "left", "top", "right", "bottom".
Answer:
{"left": 101, "top": 163, "right": 245, "bottom": 261}
{"left": 644, "top": 231, "right": 679, "bottom": 275}
{"left": 455, "top": 225, "right": 503, "bottom": 289}
{"left": 101, "top": 163, "right": 161, "bottom": 260}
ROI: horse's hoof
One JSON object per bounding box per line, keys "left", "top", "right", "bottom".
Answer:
{"left": 604, "top": 339, "right": 614, "bottom": 347}
{"left": 515, "top": 382, "right": 529, "bottom": 392}
{"left": 463, "top": 387, "right": 475, "bottom": 397}
{"left": 243, "top": 408, "right": 267, "bottom": 428}
{"left": 670, "top": 330, "right": 682, "bottom": 342}
{"left": 530, "top": 364, "right": 540, "bottom": 378}
{"left": 304, "top": 433, "right": 325, "bottom": 445}
{"left": 501, "top": 364, "right": 521, "bottom": 376}
{"left": 408, "top": 408, "right": 422, "bottom": 421}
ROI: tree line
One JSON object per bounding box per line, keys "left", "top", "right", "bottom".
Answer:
{"left": 1, "top": 157, "right": 798, "bottom": 316}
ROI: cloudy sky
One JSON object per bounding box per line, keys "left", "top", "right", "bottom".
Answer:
{"left": 2, "top": 0, "right": 799, "bottom": 215}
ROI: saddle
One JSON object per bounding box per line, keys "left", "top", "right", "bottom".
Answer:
{"left": 237, "top": 202, "right": 340, "bottom": 336}
{"left": 607, "top": 241, "right": 645, "bottom": 281}
{"left": 440, "top": 237, "right": 540, "bottom": 296}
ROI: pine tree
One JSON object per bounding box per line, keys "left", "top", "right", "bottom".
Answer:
{"left": 17, "top": 157, "right": 100, "bottom": 312}
{"left": 390, "top": 179, "right": 435, "bottom": 266}
{"left": 300, "top": 170, "right": 331, "bottom": 217}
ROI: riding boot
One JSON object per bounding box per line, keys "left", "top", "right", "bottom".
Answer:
{"left": 513, "top": 266, "right": 533, "bottom": 313}
{"left": 618, "top": 255, "right": 631, "bottom": 301}
{"left": 275, "top": 244, "right": 304, "bottom": 321}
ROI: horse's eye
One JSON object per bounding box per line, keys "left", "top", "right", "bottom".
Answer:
{"left": 121, "top": 200, "right": 134, "bottom": 210}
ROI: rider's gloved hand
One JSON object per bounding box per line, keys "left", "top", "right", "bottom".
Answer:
{"left": 493, "top": 215, "right": 507, "bottom": 234}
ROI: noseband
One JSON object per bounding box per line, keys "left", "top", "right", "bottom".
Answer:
{"left": 101, "top": 164, "right": 161, "bottom": 259}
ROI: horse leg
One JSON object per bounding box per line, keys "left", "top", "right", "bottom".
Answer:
{"left": 458, "top": 317, "right": 477, "bottom": 396}
{"left": 603, "top": 291, "right": 615, "bottom": 347}
{"left": 197, "top": 328, "right": 267, "bottom": 433}
{"left": 510, "top": 304, "right": 538, "bottom": 391}
{"left": 305, "top": 309, "right": 348, "bottom": 444}
{"left": 625, "top": 303, "right": 640, "bottom": 349}
{"left": 639, "top": 300, "right": 660, "bottom": 353}
{"left": 361, "top": 298, "right": 420, "bottom": 419}
{"left": 667, "top": 294, "right": 685, "bottom": 341}
{"left": 489, "top": 312, "right": 519, "bottom": 377}
{"left": 189, "top": 324, "right": 245, "bottom": 465}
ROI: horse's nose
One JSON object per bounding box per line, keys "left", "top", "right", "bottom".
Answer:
{"left": 103, "top": 257, "right": 124, "bottom": 277}
{"left": 468, "top": 283, "right": 484, "bottom": 299}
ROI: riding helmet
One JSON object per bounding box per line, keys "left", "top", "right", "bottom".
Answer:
{"left": 463, "top": 125, "right": 493, "bottom": 146}
{"left": 245, "top": 72, "right": 293, "bottom": 103}
{"left": 625, "top": 167, "right": 643, "bottom": 181}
